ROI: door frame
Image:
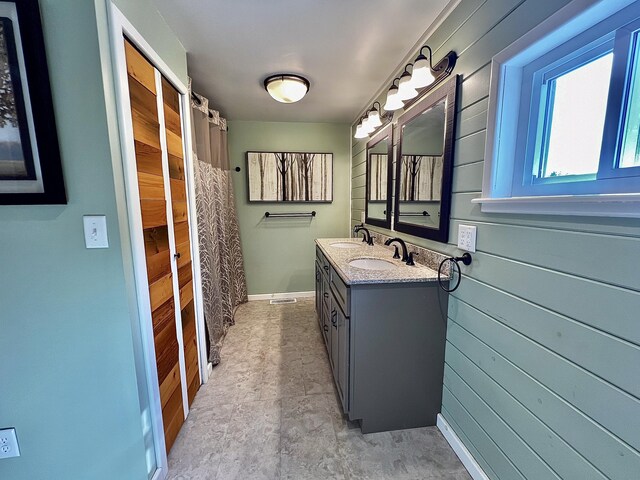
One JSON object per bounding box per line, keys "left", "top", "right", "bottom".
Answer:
{"left": 107, "top": 4, "right": 209, "bottom": 477}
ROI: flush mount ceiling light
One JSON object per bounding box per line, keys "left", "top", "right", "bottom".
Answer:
{"left": 264, "top": 74, "right": 310, "bottom": 103}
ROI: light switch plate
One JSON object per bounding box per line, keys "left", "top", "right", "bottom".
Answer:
{"left": 457, "top": 224, "right": 477, "bottom": 252}
{"left": 360, "top": 211, "right": 365, "bottom": 223}
{"left": 0, "top": 428, "right": 20, "bottom": 459}
{"left": 83, "top": 215, "right": 109, "bottom": 249}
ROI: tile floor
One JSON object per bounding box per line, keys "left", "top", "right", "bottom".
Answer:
{"left": 167, "top": 299, "right": 471, "bottom": 480}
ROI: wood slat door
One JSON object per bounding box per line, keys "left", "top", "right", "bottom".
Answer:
{"left": 124, "top": 39, "right": 197, "bottom": 454}
{"left": 161, "top": 78, "right": 201, "bottom": 407}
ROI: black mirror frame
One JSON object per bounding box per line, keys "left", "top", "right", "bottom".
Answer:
{"left": 394, "top": 75, "right": 459, "bottom": 242}
{"left": 365, "top": 124, "right": 393, "bottom": 229}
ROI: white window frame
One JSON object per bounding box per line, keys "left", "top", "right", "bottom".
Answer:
{"left": 474, "top": 0, "right": 640, "bottom": 217}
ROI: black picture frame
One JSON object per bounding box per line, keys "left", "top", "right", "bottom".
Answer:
{"left": 365, "top": 124, "right": 393, "bottom": 229}
{"left": 0, "top": 0, "right": 65, "bottom": 204}
{"left": 394, "top": 75, "right": 458, "bottom": 243}
{"left": 246, "top": 151, "right": 333, "bottom": 203}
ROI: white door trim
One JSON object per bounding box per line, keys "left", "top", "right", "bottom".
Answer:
{"left": 107, "top": 4, "right": 208, "bottom": 477}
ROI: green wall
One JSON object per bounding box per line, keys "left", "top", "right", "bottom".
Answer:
{"left": 0, "top": 1, "right": 186, "bottom": 479}
{"left": 351, "top": 1, "right": 640, "bottom": 479}
{"left": 228, "top": 121, "right": 351, "bottom": 295}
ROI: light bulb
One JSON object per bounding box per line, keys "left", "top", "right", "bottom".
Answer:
{"left": 411, "top": 56, "right": 435, "bottom": 88}
{"left": 383, "top": 85, "right": 404, "bottom": 111}
{"left": 398, "top": 71, "right": 418, "bottom": 101}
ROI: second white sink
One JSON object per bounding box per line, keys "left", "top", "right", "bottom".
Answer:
{"left": 348, "top": 258, "right": 397, "bottom": 271}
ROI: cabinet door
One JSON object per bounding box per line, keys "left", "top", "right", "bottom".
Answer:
{"left": 330, "top": 304, "right": 339, "bottom": 374}
{"left": 337, "top": 306, "right": 349, "bottom": 411}
{"left": 315, "top": 262, "right": 322, "bottom": 317}
{"left": 321, "top": 276, "right": 331, "bottom": 348}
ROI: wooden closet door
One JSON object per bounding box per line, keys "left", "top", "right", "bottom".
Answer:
{"left": 161, "top": 78, "right": 201, "bottom": 407}
{"left": 124, "top": 40, "right": 184, "bottom": 453}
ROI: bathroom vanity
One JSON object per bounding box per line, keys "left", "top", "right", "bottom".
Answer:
{"left": 315, "top": 238, "right": 448, "bottom": 433}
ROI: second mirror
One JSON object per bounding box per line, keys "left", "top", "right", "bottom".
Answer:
{"left": 365, "top": 125, "right": 393, "bottom": 229}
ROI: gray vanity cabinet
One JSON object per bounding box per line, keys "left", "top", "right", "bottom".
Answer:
{"left": 315, "top": 244, "right": 448, "bottom": 434}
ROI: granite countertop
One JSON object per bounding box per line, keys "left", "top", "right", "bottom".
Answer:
{"left": 315, "top": 238, "right": 446, "bottom": 285}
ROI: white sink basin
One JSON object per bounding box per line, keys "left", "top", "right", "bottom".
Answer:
{"left": 330, "top": 242, "right": 362, "bottom": 249}
{"left": 348, "top": 258, "right": 397, "bottom": 270}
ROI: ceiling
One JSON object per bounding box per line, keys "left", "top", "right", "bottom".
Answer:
{"left": 153, "top": 0, "right": 453, "bottom": 123}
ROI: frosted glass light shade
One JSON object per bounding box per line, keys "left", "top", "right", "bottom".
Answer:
{"left": 354, "top": 123, "right": 369, "bottom": 139}
{"left": 411, "top": 57, "right": 435, "bottom": 88}
{"left": 367, "top": 109, "right": 382, "bottom": 129}
{"left": 384, "top": 86, "right": 404, "bottom": 111}
{"left": 264, "top": 74, "right": 310, "bottom": 103}
{"left": 398, "top": 72, "right": 418, "bottom": 101}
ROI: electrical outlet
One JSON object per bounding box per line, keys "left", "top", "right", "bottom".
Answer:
{"left": 457, "top": 224, "right": 477, "bottom": 252}
{"left": 0, "top": 428, "right": 20, "bottom": 459}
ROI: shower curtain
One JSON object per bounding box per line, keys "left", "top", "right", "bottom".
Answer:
{"left": 190, "top": 83, "right": 247, "bottom": 364}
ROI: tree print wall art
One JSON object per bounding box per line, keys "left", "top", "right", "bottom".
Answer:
{"left": 246, "top": 151, "right": 332, "bottom": 202}
{"left": 0, "top": 0, "right": 65, "bottom": 204}
{"left": 398, "top": 155, "right": 443, "bottom": 201}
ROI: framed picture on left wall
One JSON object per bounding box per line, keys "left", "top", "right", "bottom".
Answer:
{"left": 0, "top": 0, "right": 65, "bottom": 204}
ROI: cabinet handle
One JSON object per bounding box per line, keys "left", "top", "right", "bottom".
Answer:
{"left": 323, "top": 325, "right": 329, "bottom": 332}
{"left": 174, "top": 252, "right": 181, "bottom": 259}
{"left": 331, "top": 309, "right": 337, "bottom": 327}
{"left": 324, "top": 292, "right": 329, "bottom": 298}
{"left": 324, "top": 265, "right": 329, "bottom": 272}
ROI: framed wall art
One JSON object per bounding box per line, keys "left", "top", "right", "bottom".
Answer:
{"left": 246, "top": 151, "right": 332, "bottom": 202}
{"left": 0, "top": 0, "right": 65, "bottom": 204}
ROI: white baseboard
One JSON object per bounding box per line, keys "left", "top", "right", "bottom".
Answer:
{"left": 437, "top": 414, "right": 489, "bottom": 480}
{"left": 247, "top": 291, "right": 315, "bottom": 301}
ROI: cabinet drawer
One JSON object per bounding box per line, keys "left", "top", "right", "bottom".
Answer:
{"left": 316, "top": 246, "right": 330, "bottom": 277}
{"left": 330, "top": 267, "right": 350, "bottom": 315}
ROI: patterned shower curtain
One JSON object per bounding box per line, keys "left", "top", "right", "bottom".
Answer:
{"left": 190, "top": 84, "right": 247, "bottom": 365}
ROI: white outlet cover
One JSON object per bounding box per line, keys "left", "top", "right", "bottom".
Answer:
{"left": 83, "top": 215, "right": 109, "bottom": 249}
{"left": 0, "top": 428, "right": 20, "bottom": 459}
{"left": 457, "top": 224, "right": 477, "bottom": 253}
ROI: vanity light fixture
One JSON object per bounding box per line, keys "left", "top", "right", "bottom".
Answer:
{"left": 383, "top": 78, "right": 404, "bottom": 111}
{"left": 365, "top": 102, "right": 383, "bottom": 129}
{"left": 354, "top": 115, "right": 371, "bottom": 139}
{"left": 263, "top": 74, "right": 310, "bottom": 103}
{"left": 397, "top": 64, "right": 419, "bottom": 101}
{"left": 411, "top": 46, "right": 436, "bottom": 88}
{"left": 354, "top": 103, "right": 392, "bottom": 139}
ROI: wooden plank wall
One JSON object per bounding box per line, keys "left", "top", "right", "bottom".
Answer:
{"left": 350, "top": 1, "right": 640, "bottom": 479}
{"left": 161, "top": 78, "right": 200, "bottom": 407}
{"left": 125, "top": 40, "right": 184, "bottom": 453}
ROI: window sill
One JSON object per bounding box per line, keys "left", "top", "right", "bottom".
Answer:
{"left": 471, "top": 193, "right": 640, "bottom": 218}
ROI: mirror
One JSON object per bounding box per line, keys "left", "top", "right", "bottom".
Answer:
{"left": 365, "top": 125, "right": 393, "bottom": 228}
{"left": 394, "top": 75, "right": 458, "bottom": 242}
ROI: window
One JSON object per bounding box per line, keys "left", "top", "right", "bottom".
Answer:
{"left": 477, "top": 0, "right": 640, "bottom": 217}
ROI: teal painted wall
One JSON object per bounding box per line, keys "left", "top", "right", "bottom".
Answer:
{"left": 228, "top": 121, "right": 351, "bottom": 295}
{"left": 0, "top": 1, "right": 186, "bottom": 479}
{"left": 351, "top": 1, "right": 640, "bottom": 479}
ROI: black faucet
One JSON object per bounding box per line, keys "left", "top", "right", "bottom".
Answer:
{"left": 384, "top": 237, "right": 409, "bottom": 262}
{"left": 354, "top": 224, "right": 374, "bottom": 245}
